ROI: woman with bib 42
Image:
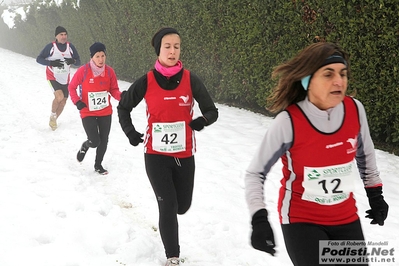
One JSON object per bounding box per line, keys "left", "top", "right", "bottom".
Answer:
{"left": 68, "top": 42, "right": 121, "bottom": 175}
{"left": 118, "top": 28, "right": 218, "bottom": 266}
{"left": 245, "top": 42, "right": 388, "bottom": 266}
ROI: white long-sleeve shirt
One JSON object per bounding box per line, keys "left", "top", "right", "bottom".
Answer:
{"left": 245, "top": 97, "right": 382, "bottom": 218}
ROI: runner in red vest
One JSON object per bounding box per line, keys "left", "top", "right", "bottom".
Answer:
{"left": 118, "top": 28, "right": 218, "bottom": 266}
{"left": 69, "top": 42, "right": 121, "bottom": 175}
{"left": 245, "top": 42, "right": 388, "bottom": 266}
{"left": 36, "top": 26, "right": 81, "bottom": 130}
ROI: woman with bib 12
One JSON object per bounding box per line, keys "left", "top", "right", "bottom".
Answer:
{"left": 117, "top": 28, "right": 218, "bottom": 266}
{"left": 245, "top": 42, "right": 388, "bottom": 266}
{"left": 68, "top": 42, "right": 122, "bottom": 175}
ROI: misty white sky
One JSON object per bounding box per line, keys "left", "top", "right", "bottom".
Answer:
{"left": 2, "top": 0, "right": 32, "bottom": 4}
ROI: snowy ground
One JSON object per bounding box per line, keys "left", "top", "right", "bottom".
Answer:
{"left": 0, "top": 47, "right": 397, "bottom": 266}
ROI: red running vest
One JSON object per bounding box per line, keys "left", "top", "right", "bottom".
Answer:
{"left": 279, "top": 96, "right": 360, "bottom": 225}
{"left": 78, "top": 64, "right": 114, "bottom": 119}
{"left": 144, "top": 70, "right": 195, "bottom": 158}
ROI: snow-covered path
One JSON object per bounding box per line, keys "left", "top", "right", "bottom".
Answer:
{"left": 0, "top": 48, "right": 397, "bottom": 266}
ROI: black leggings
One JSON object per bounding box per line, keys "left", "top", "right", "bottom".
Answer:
{"left": 281, "top": 219, "right": 367, "bottom": 266}
{"left": 81, "top": 115, "right": 111, "bottom": 166}
{"left": 144, "top": 153, "right": 195, "bottom": 258}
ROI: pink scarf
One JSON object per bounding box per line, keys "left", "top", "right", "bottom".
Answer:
{"left": 154, "top": 60, "right": 183, "bottom": 78}
{"left": 90, "top": 59, "right": 105, "bottom": 77}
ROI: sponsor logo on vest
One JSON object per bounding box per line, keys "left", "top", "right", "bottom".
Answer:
{"left": 179, "top": 95, "right": 191, "bottom": 106}
{"left": 179, "top": 95, "right": 189, "bottom": 103}
{"left": 346, "top": 136, "right": 357, "bottom": 154}
{"left": 326, "top": 142, "right": 343, "bottom": 149}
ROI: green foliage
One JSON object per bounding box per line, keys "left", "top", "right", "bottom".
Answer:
{"left": 0, "top": 0, "right": 398, "bottom": 148}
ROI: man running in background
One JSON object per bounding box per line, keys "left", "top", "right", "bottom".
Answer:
{"left": 37, "top": 26, "right": 81, "bottom": 131}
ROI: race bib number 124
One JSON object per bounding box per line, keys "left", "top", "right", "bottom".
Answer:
{"left": 88, "top": 91, "right": 109, "bottom": 111}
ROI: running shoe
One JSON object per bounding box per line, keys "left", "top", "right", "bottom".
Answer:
{"left": 49, "top": 115, "right": 57, "bottom": 131}
{"left": 95, "top": 165, "right": 108, "bottom": 175}
{"left": 165, "top": 257, "right": 180, "bottom": 266}
{"left": 77, "top": 142, "right": 89, "bottom": 162}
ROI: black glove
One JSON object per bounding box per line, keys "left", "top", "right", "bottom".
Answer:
{"left": 76, "top": 100, "right": 87, "bottom": 110}
{"left": 365, "top": 186, "right": 389, "bottom": 226}
{"left": 189, "top": 117, "right": 207, "bottom": 131}
{"left": 251, "top": 209, "right": 276, "bottom": 256}
{"left": 49, "top": 59, "right": 64, "bottom": 68}
{"left": 127, "top": 130, "right": 144, "bottom": 146}
{"left": 64, "top": 58, "right": 75, "bottom": 65}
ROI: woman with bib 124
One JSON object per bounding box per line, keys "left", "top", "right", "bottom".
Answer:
{"left": 68, "top": 42, "right": 122, "bottom": 175}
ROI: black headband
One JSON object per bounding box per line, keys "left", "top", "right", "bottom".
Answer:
{"left": 151, "top": 27, "right": 180, "bottom": 56}
{"left": 319, "top": 53, "right": 347, "bottom": 68}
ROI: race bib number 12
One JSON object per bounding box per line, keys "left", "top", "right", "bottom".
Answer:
{"left": 302, "top": 161, "right": 357, "bottom": 205}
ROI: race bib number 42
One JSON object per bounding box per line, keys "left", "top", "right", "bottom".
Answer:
{"left": 152, "top": 121, "right": 186, "bottom": 153}
{"left": 302, "top": 161, "right": 357, "bottom": 205}
{"left": 88, "top": 91, "right": 109, "bottom": 111}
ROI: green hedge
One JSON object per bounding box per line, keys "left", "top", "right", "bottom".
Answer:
{"left": 1, "top": 0, "right": 398, "bottom": 150}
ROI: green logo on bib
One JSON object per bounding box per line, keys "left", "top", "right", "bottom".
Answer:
{"left": 153, "top": 124, "right": 162, "bottom": 133}
{"left": 308, "top": 169, "right": 321, "bottom": 180}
